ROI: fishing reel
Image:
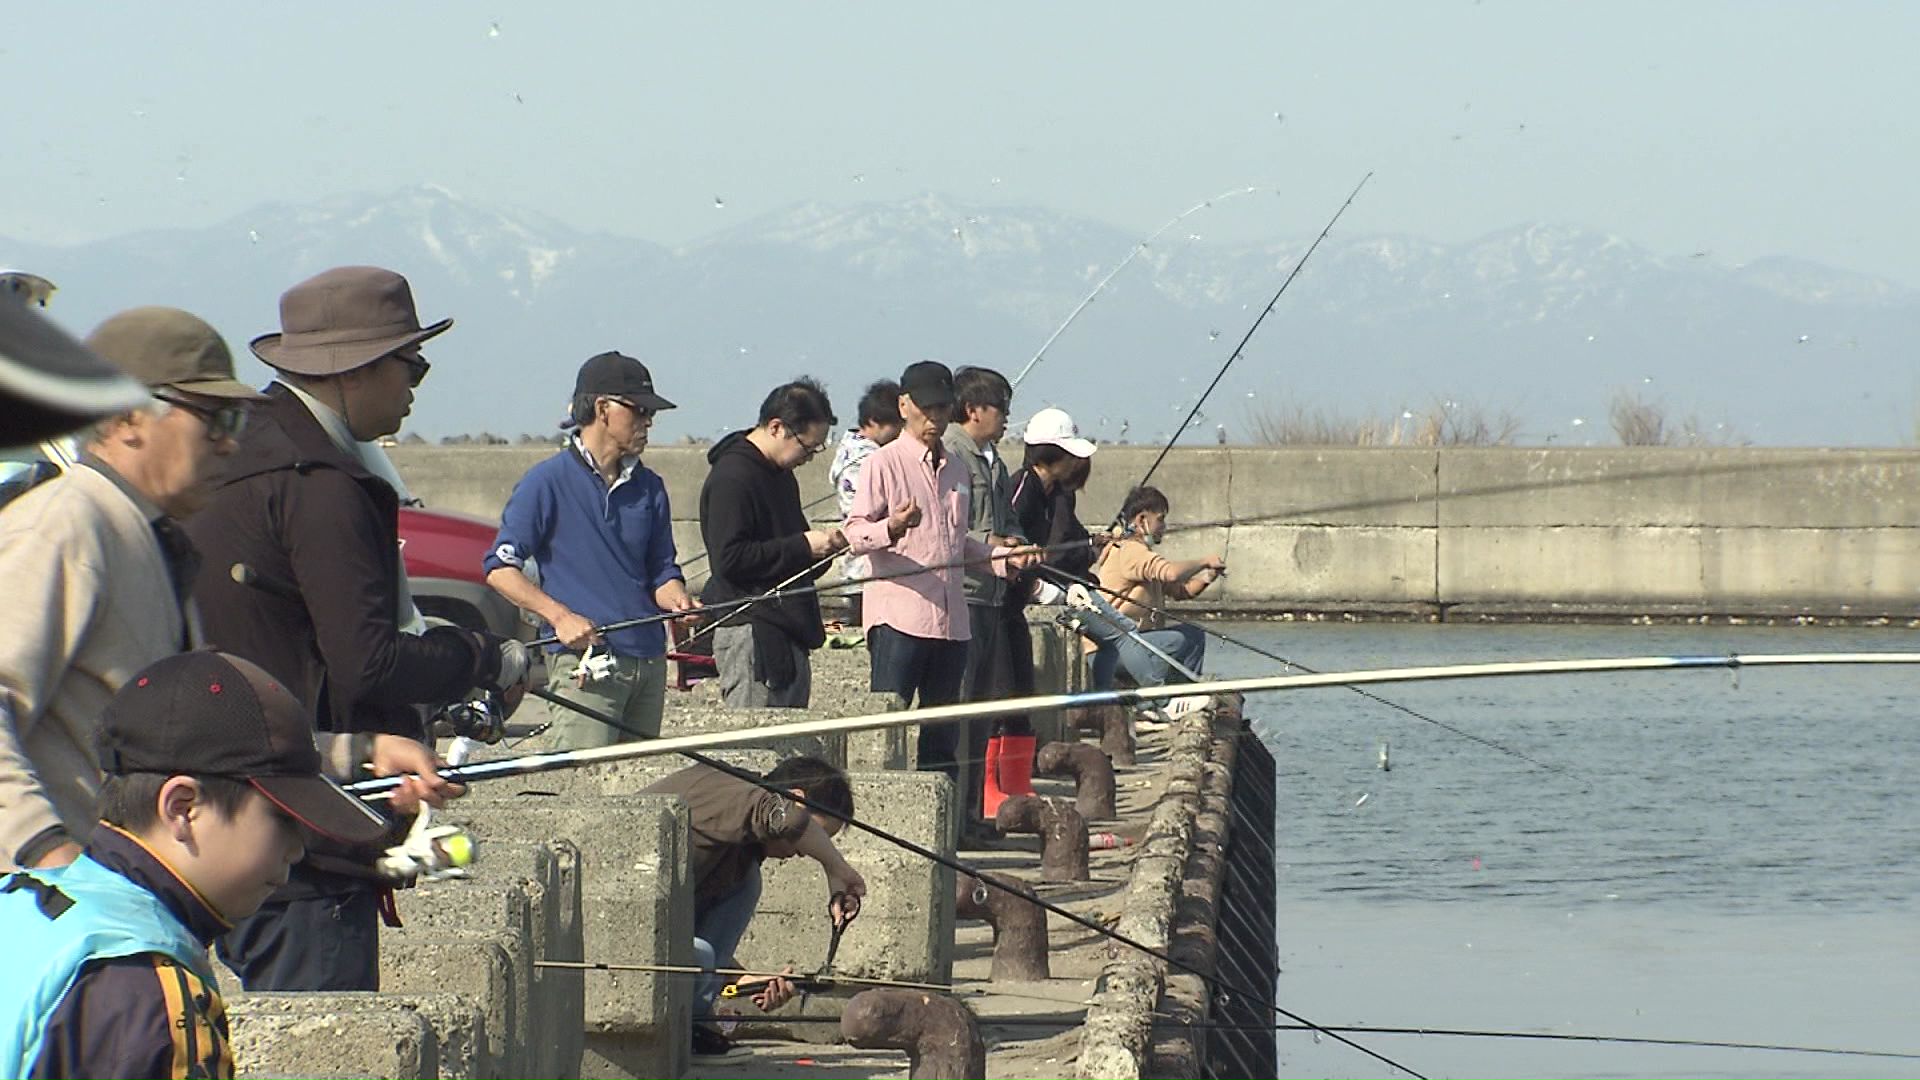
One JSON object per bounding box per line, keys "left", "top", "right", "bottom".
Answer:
{"left": 573, "top": 644, "right": 617, "bottom": 687}
{"left": 373, "top": 806, "right": 476, "bottom": 885}
{"left": 430, "top": 689, "right": 507, "bottom": 744}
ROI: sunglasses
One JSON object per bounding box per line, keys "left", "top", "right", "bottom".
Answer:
{"left": 606, "top": 397, "right": 656, "bottom": 421}
{"left": 390, "top": 352, "right": 431, "bottom": 388}
{"left": 155, "top": 393, "right": 248, "bottom": 441}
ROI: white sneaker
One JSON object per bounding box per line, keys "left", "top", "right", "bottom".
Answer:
{"left": 1165, "top": 694, "right": 1210, "bottom": 718}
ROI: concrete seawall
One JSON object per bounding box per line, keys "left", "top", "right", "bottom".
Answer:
{"left": 392, "top": 445, "right": 1920, "bottom": 621}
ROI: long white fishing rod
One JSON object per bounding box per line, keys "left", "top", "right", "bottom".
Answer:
{"left": 1010, "top": 185, "right": 1272, "bottom": 391}
{"left": 346, "top": 650, "right": 1920, "bottom": 796}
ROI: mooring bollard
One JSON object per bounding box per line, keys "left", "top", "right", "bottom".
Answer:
{"left": 994, "top": 795, "right": 1091, "bottom": 882}
{"left": 954, "top": 871, "right": 1049, "bottom": 981}
{"left": 841, "top": 989, "right": 985, "bottom": 1080}
{"left": 1075, "top": 703, "right": 1134, "bottom": 766}
{"left": 1035, "top": 740, "right": 1117, "bottom": 820}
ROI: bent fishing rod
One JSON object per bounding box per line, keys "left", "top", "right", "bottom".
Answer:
{"left": 1128, "top": 171, "right": 1372, "bottom": 505}
{"left": 422, "top": 682, "right": 1425, "bottom": 1077}
{"left": 1040, "top": 566, "right": 1568, "bottom": 774}
{"left": 347, "top": 650, "right": 1920, "bottom": 796}
{"left": 1011, "top": 185, "right": 1273, "bottom": 392}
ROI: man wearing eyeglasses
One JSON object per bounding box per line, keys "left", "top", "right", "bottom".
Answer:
{"left": 185, "top": 266, "right": 531, "bottom": 993}
{"left": 486, "top": 351, "right": 695, "bottom": 745}
{"left": 1, "top": 306, "right": 261, "bottom": 875}
{"left": 698, "top": 378, "right": 848, "bottom": 708}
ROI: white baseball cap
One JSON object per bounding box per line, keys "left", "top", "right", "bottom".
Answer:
{"left": 1023, "top": 407, "right": 1096, "bottom": 458}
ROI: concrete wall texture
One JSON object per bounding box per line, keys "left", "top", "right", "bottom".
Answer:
{"left": 392, "top": 445, "right": 1920, "bottom": 620}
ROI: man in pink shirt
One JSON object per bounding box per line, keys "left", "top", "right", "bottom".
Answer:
{"left": 843, "top": 361, "right": 1040, "bottom": 782}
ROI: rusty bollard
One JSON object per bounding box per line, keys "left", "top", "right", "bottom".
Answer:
{"left": 1035, "top": 740, "right": 1116, "bottom": 820}
{"left": 1075, "top": 703, "right": 1134, "bottom": 766}
{"left": 841, "top": 989, "right": 985, "bottom": 1079}
{"left": 955, "top": 871, "right": 1049, "bottom": 981}
{"left": 994, "top": 795, "right": 1090, "bottom": 882}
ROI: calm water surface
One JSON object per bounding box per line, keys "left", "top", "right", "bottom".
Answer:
{"left": 1209, "top": 622, "right": 1920, "bottom": 1079}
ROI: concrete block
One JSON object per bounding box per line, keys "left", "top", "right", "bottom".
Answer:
{"left": 734, "top": 770, "right": 956, "bottom": 988}
{"left": 385, "top": 870, "right": 536, "bottom": 1080}
{"left": 660, "top": 699, "right": 846, "bottom": 767}
{"left": 1224, "top": 447, "right": 1437, "bottom": 527}
{"left": 1214, "top": 522, "right": 1436, "bottom": 605}
{"left": 230, "top": 992, "right": 478, "bottom": 1079}
{"left": 447, "top": 796, "right": 692, "bottom": 1080}
{"left": 380, "top": 934, "right": 517, "bottom": 1078}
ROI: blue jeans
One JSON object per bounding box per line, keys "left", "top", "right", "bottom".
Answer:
{"left": 693, "top": 862, "right": 763, "bottom": 1016}
{"left": 1073, "top": 591, "right": 1207, "bottom": 688}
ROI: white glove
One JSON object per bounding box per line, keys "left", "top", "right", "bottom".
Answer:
{"left": 1031, "top": 579, "right": 1066, "bottom": 606}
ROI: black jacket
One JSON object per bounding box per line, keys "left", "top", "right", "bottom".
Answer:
{"left": 186, "top": 386, "right": 500, "bottom": 897}
{"left": 697, "top": 431, "right": 828, "bottom": 689}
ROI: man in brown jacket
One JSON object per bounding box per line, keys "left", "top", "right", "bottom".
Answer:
{"left": 187, "top": 266, "right": 531, "bottom": 992}
{"left": 644, "top": 756, "right": 867, "bottom": 1058}
{"left": 0, "top": 307, "right": 261, "bottom": 874}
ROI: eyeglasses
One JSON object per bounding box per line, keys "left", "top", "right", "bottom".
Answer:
{"left": 155, "top": 393, "right": 248, "bottom": 441}
{"left": 786, "top": 427, "right": 829, "bottom": 458}
{"left": 390, "top": 352, "right": 431, "bottom": 388}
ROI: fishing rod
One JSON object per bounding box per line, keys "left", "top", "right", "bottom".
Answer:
{"left": 348, "top": 650, "right": 1920, "bottom": 797}
{"left": 671, "top": 550, "right": 843, "bottom": 650}
{"left": 520, "top": 534, "right": 1080, "bottom": 647}
{"left": 1040, "top": 566, "right": 1570, "bottom": 774}
{"left": 1010, "top": 185, "right": 1272, "bottom": 392}
{"left": 964, "top": 1016, "right": 1920, "bottom": 1061}
{"left": 1128, "top": 172, "right": 1372, "bottom": 506}
{"left": 441, "top": 684, "right": 1426, "bottom": 1077}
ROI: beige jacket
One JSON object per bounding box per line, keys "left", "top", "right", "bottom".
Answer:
{"left": 0, "top": 465, "right": 197, "bottom": 868}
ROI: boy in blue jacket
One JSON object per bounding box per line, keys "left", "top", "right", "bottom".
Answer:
{"left": 0, "top": 651, "right": 388, "bottom": 1078}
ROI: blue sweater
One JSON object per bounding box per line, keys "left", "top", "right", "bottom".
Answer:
{"left": 485, "top": 440, "right": 684, "bottom": 658}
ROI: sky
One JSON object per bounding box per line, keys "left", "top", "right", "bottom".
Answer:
{"left": 4, "top": 2, "right": 1919, "bottom": 288}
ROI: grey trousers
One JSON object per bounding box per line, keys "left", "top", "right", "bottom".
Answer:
{"left": 543, "top": 650, "right": 667, "bottom": 747}
{"left": 715, "top": 622, "right": 812, "bottom": 708}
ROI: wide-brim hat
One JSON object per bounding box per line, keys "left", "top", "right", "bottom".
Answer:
{"left": 251, "top": 266, "right": 451, "bottom": 377}
{"left": 0, "top": 292, "right": 152, "bottom": 445}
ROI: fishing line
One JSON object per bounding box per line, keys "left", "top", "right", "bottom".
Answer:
{"left": 1011, "top": 185, "right": 1274, "bottom": 392}
{"left": 1128, "top": 173, "right": 1372, "bottom": 508}
{"left": 1039, "top": 567, "right": 1571, "bottom": 775}
{"left": 537, "top": 961, "right": 1097, "bottom": 1011}
{"left": 969, "top": 1016, "right": 1920, "bottom": 1061}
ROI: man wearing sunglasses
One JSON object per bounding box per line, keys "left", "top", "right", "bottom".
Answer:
{"left": 185, "top": 267, "right": 531, "bottom": 994}
{"left": 1, "top": 306, "right": 261, "bottom": 876}
{"left": 486, "top": 351, "right": 694, "bottom": 747}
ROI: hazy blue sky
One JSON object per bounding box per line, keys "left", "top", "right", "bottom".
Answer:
{"left": 5, "top": 2, "right": 1918, "bottom": 285}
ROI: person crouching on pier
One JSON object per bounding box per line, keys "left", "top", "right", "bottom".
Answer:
{"left": 841, "top": 360, "right": 1041, "bottom": 788}
{"left": 642, "top": 756, "right": 867, "bottom": 1059}
{"left": 699, "top": 378, "right": 847, "bottom": 708}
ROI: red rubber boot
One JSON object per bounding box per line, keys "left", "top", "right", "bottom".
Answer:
{"left": 981, "top": 735, "right": 1010, "bottom": 819}
{"left": 997, "top": 734, "right": 1039, "bottom": 804}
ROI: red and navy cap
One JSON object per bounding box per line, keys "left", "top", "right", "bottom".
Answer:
{"left": 98, "top": 651, "right": 388, "bottom": 846}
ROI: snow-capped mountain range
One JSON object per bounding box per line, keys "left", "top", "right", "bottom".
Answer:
{"left": 8, "top": 185, "right": 1916, "bottom": 444}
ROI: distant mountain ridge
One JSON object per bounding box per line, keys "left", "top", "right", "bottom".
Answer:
{"left": 7, "top": 186, "right": 1915, "bottom": 444}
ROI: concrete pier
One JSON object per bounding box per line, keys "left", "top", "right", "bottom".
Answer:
{"left": 215, "top": 624, "right": 1273, "bottom": 1078}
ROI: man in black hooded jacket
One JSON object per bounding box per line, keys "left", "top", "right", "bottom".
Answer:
{"left": 699, "top": 379, "right": 847, "bottom": 708}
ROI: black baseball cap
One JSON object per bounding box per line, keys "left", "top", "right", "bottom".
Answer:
{"left": 900, "top": 359, "right": 955, "bottom": 410}
{"left": 573, "top": 351, "right": 676, "bottom": 412}
{"left": 97, "top": 652, "right": 389, "bottom": 846}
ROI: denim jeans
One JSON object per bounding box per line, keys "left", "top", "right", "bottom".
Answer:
{"left": 1073, "top": 589, "right": 1206, "bottom": 688}
{"left": 693, "top": 862, "right": 764, "bottom": 1015}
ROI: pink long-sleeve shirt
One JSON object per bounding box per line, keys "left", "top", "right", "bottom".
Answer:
{"left": 843, "top": 434, "right": 1010, "bottom": 641}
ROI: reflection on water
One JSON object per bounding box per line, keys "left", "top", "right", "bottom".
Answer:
{"left": 1210, "top": 622, "right": 1920, "bottom": 1079}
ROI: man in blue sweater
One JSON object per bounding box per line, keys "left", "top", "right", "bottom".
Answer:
{"left": 485, "top": 352, "right": 695, "bottom": 748}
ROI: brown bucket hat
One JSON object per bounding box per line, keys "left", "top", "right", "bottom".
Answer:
{"left": 85, "top": 306, "right": 265, "bottom": 399}
{"left": 250, "top": 266, "right": 451, "bottom": 376}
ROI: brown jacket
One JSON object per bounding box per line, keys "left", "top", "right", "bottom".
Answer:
{"left": 0, "top": 466, "right": 197, "bottom": 868}
{"left": 642, "top": 763, "right": 810, "bottom": 901}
